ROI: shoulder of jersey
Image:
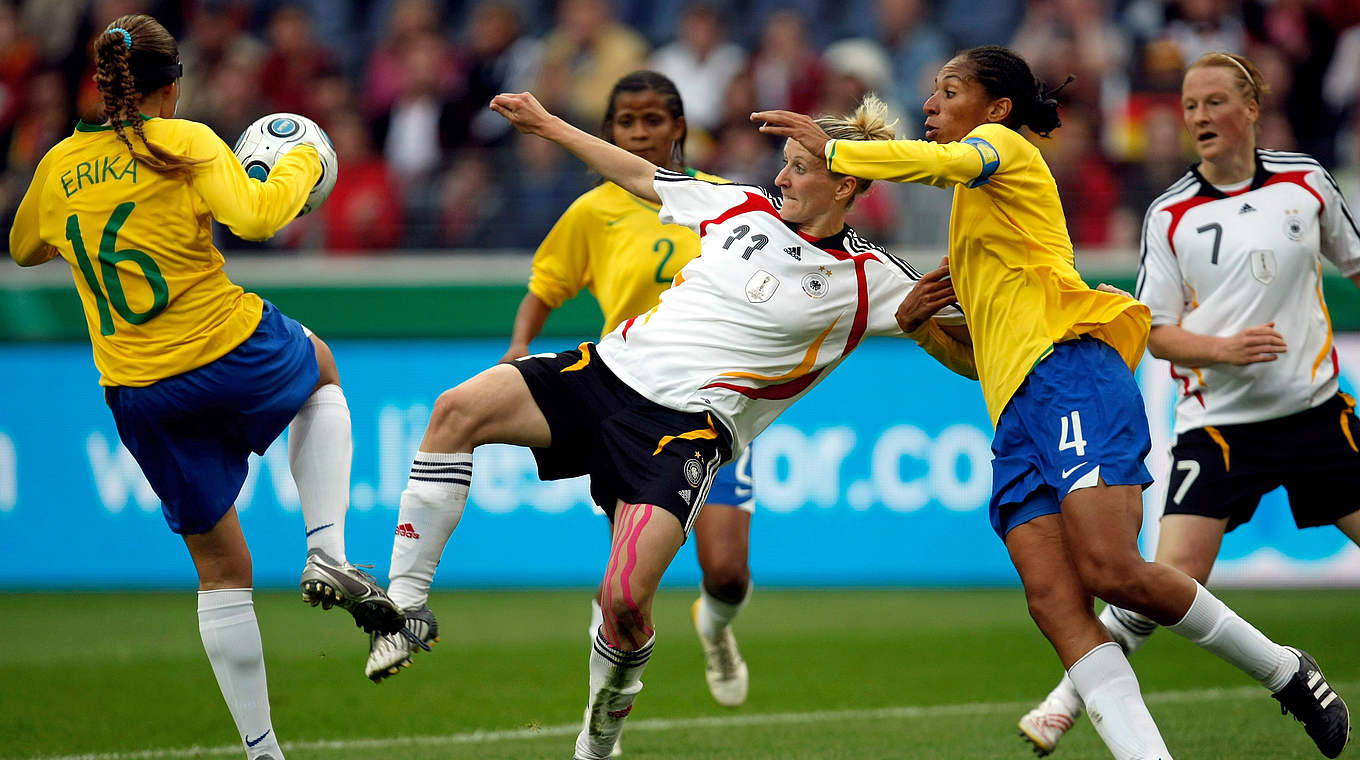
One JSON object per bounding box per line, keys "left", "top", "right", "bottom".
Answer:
{"left": 1148, "top": 170, "right": 1201, "bottom": 213}
{"left": 655, "top": 168, "right": 781, "bottom": 207}
{"left": 1258, "top": 148, "right": 1324, "bottom": 174}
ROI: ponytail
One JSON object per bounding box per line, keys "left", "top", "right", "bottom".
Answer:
{"left": 960, "top": 45, "right": 1070, "bottom": 138}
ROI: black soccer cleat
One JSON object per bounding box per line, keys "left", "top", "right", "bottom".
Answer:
{"left": 1272, "top": 647, "right": 1350, "bottom": 758}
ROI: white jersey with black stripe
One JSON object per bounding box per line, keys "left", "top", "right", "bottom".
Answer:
{"left": 1136, "top": 149, "right": 1360, "bottom": 434}
{"left": 596, "top": 169, "right": 962, "bottom": 456}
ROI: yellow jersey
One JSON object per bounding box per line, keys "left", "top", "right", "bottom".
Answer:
{"left": 529, "top": 169, "right": 726, "bottom": 335}
{"left": 10, "top": 117, "right": 320, "bottom": 387}
{"left": 825, "top": 123, "right": 1150, "bottom": 426}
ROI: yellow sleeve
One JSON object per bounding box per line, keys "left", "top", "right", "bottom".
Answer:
{"left": 188, "top": 124, "right": 321, "bottom": 241}
{"left": 907, "top": 320, "right": 978, "bottom": 380}
{"left": 9, "top": 150, "right": 59, "bottom": 266}
{"left": 527, "top": 196, "right": 595, "bottom": 309}
{"left": 825, "top": 123, "right": 1012, "bottom": 189}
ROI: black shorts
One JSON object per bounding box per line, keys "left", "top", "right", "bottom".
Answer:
{"left": 510, "top": 343, "right": 732, "bottom": 534}
{"left": 1163, "top": 392, "right": 1360, "bottom": 531}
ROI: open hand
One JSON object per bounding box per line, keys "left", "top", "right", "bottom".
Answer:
{"left": 490, "top": 92, "right": 557, "bottom": 137}
{"left": 750, "top": 110, "right": 831, "bottom": 159}
{"left": 896, "top": 257, "right": 957, "bottom": 333}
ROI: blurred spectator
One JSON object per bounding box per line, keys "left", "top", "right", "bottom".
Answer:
{"left": 1160, "top": 0, "right": 1246, "bottom": 65}
{"left": 939, "top": 0, "right": 1024, "bottom": 49}
{"left": 1011, "top": 0, "right": 1129, "bottom": 113}
{"left": 870, "top": 0, "right": 949, "bottom": 134}
{"left": 0, "top": 3, "right": 39, "bottom": 167}
{"left": 1116, "top": 102, "right": 1191, "bottom": 222}
{"left": 7, "top": 69, "right": 68, "bottom": 176}
{"left": 537, "top": 0, "right": 648, "bottom": 127}
{"left": 1246, "top": 0, "right": 1337, "bottom": 162}
{"left": 361, "top": 0, "right": 461, "bottom": 118}
{"left": 1322, "top": 24, "right": 1360, "bottom": 120}
{"left": 750, "top": 9, "right": 825, "bottom": 114}
{"left": 494, "top": 132, "right": 590, "bottom": 248}
{"left": 820, "top": 38, "right": 894, "bottom": 117}
{"left": 648, "top": 1, "right": 746, "bottom": 135}
{"left": 446, "top": 0, "right": 542, "bottom": 149}
{"left": 435, "top": 150, "right": 504, "bottom": 247}
{"left": 709, "top": 118, "right": 779, "bottom": 186}
{"left": 372, "top": 29, "right": 457, "bottom": 184}
{"left": 1039, "top": 110, "right": 1119, "bottom": 249}
{"left": 258, "top": 3, "right": 338, "bottom": 114}
{"left": 323, "top": 112, "right": 404, "bottom": 252}
{"left": 175, "top": 3, "right": 265, "bottom": 127}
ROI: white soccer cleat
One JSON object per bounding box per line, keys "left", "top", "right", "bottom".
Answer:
{"left": 1018, "top": 696, "right": 1081, "bottom": 756}
{"left": 365, "top": 604, "right": 439, "bottom": 683}
{"left": 691, "top": 598, "right": 749, "bottom": 708}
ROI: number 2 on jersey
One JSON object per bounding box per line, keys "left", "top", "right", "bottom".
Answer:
{"left": 1058, "top": 410, "right": 1087, "bottom": 457}
{"left": 66, "top": 202, "right": 169, "bottom": 335}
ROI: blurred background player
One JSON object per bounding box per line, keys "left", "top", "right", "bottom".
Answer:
{"left": 6, "top": 14, "right": 402, "bottom": 760}
{"left": 497, "top": 70, "right": 755, "bottom": 716}
{"left": 367, "top": 86, "right": 972, "bottom": 760}
{"left": 755, "top": 44, "right": 1349, "bottom": 760}
{"left": 1019, "top": 50, "right": 1360, "bottom": 756}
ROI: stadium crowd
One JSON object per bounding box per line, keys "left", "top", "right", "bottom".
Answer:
{"left": 1, "top": 0, "right": 1359, "bottom": 255}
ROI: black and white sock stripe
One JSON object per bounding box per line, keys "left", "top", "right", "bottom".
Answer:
{"left": 1110, "top": 606, "right": 1159, "bottom": 637}
{"left": 409, "top": 455, "right": 472, "bottom": 486}
{"left": 593, "top": 628, "right": 654, "bottom": 667}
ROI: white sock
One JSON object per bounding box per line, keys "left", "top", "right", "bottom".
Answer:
{"left": 589, "top": 598, "right": 604, "bottom": 642}
{"left": 197, "top": 589, "right": 285, "bottom": 760}
{"left": 576, "top": 628, "right": 654, "bottom": 760}
{"left": 1166, "top": 581, "right": 1298, "bottom": 691}
{"left": 1046, "top": 604, "right": 1160, "bottom": 717}
{"left": 1068, "top": 642, "right": 1172, "bottom": 760}
{"left": 289, "top": 384, "right": 351, "bottom": 562}
{"left": 387, "top": 451, "right": 470, "bottom": 609}
{"left": 696, "top": 580, "right": 750, "bottom": 638}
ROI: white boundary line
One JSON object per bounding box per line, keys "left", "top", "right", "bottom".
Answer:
{"left": 12, "top": 681, "right": 1351, "bottom": 760}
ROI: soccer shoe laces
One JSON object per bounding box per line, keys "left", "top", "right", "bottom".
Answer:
{"left": 399, "top": 626, "right": 433, "bottom": 651}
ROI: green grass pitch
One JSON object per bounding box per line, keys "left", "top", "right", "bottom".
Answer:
{"left": 3, "top": 588, "right": 1357, "bottom": 759}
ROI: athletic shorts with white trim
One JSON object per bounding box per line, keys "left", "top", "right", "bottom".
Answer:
{"left": 706, "top": 445, "right": 755, "bottom": 513}
{"left": 511, "top": 343, "right": 733, "bottom": 534}
{"left": 990, "top": 336, "right": 1154, "bottom": 539}
{"left": 1164, "top": 392, "right": 1360, "bottom": 530}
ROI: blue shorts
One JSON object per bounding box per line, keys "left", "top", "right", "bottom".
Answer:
{"left": 706, "top": 444, "right": 755, "bottom": 513}
{"left": 105, "top": 302, "right": 320, "bottom": 535}
{"left": 989, "top": 336, "right": 1153, "bottom": 539}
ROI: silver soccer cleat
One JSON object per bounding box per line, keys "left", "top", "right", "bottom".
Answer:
{"left": 366, "top": 604, "right": 440, "bottom": 683}
{"left": 691, "top": 598, "right": 749, "bottom": 707}
{"left": 299, "top": 548, "right": 405, "bottom": 635}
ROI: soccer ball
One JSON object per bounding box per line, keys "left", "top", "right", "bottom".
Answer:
{"left": 232, "top": 113, "right": 337, "bottom": 216}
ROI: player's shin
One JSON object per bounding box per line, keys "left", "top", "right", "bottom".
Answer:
{"left": 576, "top": 629, "right": 654, "bottom": 760}
{"left": 1165, "top": 581, "right": 1297, "bottom": 690}
{"left": 386, "top": 452, "right": 471, "bottom": 609}
{"left": 1068, "top": 642, "right": 1173, "bottom": 760}
{"left": 198, "top": 589, "right": 285, "bottom": 760}
{"left": 288, "top": 383, "right": 351, "bottom": 561}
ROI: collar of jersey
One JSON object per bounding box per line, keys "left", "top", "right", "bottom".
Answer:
{"left": 1189, "top": 148, "right": 1270, "bottom": 199}
{"left": 75, "top": 114, "right": 158, "bottom": 132}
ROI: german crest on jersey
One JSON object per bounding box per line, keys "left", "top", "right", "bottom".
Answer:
{"left": 683, "top": 457, "right": 703, "bottom": 487}
{"left": 1283, "top": 214, "right": 1305, "bottom": 241}
{"left": 1249, "top": 249, "right": 1276, "bottom": 284}
{"left": 801, "top": 271, "right": 829, "bottom": 299}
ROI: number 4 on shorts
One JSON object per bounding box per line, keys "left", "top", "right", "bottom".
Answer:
{"left": 1058, "top": 410, "right": 1087, "bottom": 457}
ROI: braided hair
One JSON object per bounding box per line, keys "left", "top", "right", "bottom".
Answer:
{"left": 94, "top": 14, "right": 204, "bottom": 180}
{"left": 959, "top": 45, "right": 1071, "bottom": 139}
{"left": 601, "top": 70, "right": 687, "bottom": 170}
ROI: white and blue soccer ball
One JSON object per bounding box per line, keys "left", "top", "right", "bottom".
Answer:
{"left": 232, "top": 112, "right": 338, "bottom": 216}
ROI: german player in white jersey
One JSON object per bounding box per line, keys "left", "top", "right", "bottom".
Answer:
{"left": 365, "top": 89, "right": 975, "bottom": 760}
{"left": 1019, "top": 51, "right": 1360, "bottom": 758}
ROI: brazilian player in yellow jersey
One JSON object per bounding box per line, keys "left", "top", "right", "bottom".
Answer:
{"left": 492, "top": 73, "right": 757, "bottom": 723}
{"left": 755, "top": 45, "right": 1348, "bottom": 760}
{"left": 8, "top": 15, "right": 403, "bottom": 760}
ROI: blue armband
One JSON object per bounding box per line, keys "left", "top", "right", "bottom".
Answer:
{"left": 962, "top": 137, "right": 1000, "bottom": 188}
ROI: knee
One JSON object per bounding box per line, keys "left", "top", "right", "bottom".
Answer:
{"left": 427, "top": 387, "right": 483, "bottom": 447}
{"left": 1023, "top": 581, "right": 1085, "bottom": 635}
{"left": 601, "top": 591, "right": 652, "bottom": 646}
{"left": 701, "top": 562, "right": 750, "bottom": 604}
{"left": 1072, "top": 549, "right": 1151, "bottom": 605}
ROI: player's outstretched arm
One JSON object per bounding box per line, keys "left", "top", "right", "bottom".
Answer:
{"left": 750, "top": 110, "right": 830, "bottom": 160}
{"left": 1148, "top": 322, "right": 1287, "bottom": 367}
{"left": 491, "top": 92, "right": 660, "bottom": 204}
